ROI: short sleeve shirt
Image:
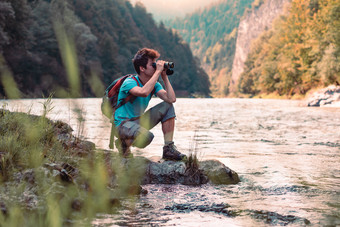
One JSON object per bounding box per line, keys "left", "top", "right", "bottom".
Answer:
{"left": 114, "top": 75, "right": 163, "bottom": 126}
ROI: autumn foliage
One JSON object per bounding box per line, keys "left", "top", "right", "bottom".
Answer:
{"left": 238, "top": 0, "right": 340, "bottom": 97}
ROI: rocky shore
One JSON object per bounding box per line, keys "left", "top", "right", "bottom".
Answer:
{"left": 307, "top": 85, "right": 340, "bottom": 107}
{"left": 0, "top": 109, "right": 239, "bottom": 210}
{"left": 0, "top": 109, "right": 239, "bottom": 185}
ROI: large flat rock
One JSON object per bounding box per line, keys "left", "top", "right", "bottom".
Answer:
{"left": 140, "top": 157, "right": 240, "bottom": 185}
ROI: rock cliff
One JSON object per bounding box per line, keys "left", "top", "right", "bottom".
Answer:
{"left": 230, "top": 0, "right": 291, "bottom": 93}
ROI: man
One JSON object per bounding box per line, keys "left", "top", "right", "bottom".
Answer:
{"left": 114, "top": 47, "right": 186, "bottom": 161}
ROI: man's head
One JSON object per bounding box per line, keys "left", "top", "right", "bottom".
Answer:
{"left": 133, "top": 48, "right": 160, "bottom": 75}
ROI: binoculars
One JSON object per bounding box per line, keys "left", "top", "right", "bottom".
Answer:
{"left": 152, "top": 62, "right": 174, "bottom": 75}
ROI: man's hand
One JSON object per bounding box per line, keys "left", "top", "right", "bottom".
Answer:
{"left": 161, "top": 68, "right": 168, "bottom": 78}
{"left": 156, "top": 60, "right": 165, "bottom": 73}
{"left": 157, "top": 62, "right": 176, "bottom": 103}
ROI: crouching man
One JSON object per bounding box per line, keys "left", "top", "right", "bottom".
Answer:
{"left": 114, "top": 47, "right": 186, "bottom": 161}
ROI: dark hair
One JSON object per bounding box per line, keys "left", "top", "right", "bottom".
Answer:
{"left": 132, "top": 48, "right": 160, "bottom": 74}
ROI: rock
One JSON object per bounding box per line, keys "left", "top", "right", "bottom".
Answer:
{"left": 53, "top": 120, "right": 73, "bottom": 134}
{"left": 199, "top": 160, "right": 240, "bottom": 185}
{"left": 142, "top": 159, "right": 208, "bottom": 185}
{"left": 164, "top": 202, "right": 235, "bottom": 216}
{"left": 141, "top": 158, "right": 239, "bottom": 185}
{"left": 145, "top": 160, "right": 185, "bottom": 184}
{"left": 43, "top": 162, "right": 78, "bottom": 183}
{"left": 307, "top": 85, "right": 340, "bottom": 107}
{"left": 247, "top": 210, "right": 311, "bottom": 226}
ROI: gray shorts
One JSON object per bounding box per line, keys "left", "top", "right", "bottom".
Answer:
{"left": 116, "top": 101, "right": 176, "bottom": 148}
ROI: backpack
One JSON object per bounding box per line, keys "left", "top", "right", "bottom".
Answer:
{"left": 101, "top": 74, "right": 139, "bottom": 119}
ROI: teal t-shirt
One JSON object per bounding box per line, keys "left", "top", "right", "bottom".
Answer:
{"left": 114, "top": 75, "right": 163, "bottom": 126}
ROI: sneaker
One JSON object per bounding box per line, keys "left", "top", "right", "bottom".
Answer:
{"left": 115, "top": 139, "right": 131, "bottom": 158}
{"left": 162, "top": 142, "right": 187, "bottom": 161}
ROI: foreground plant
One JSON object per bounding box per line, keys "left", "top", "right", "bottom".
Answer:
{"left": 0, "top": 108, "right": 145, "bottom": 227}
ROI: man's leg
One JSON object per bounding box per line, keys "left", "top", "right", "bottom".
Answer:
{"left": 117, "top": 101, "right": 185, "bottom": 160}
{"left": 117, "top": 121, "right": 154, "bottom": 153}
{"left": 139, "top": 102, "right": 186, "bottom": 161}
{"left": 162, "top": 117, "right": 175, "bottom": 143}
{"left": 117, "top": 102, "right": 174, "bottom": 152}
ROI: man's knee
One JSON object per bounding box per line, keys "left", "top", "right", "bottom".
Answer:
{"left": 133, "top": 129, "right": 154, "bottom": 148}
{"left": 159, "top": 102, "right": 175, "bottom": 123}
{"left": 118, "top": 121, "right": 154, "bottom": 148}
{"left": 161, "top": 101, "right": 174, "bottom": 111}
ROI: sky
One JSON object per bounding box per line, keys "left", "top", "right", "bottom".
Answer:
{"left": 129, "top": 0, "right": 221, "bottom": 21}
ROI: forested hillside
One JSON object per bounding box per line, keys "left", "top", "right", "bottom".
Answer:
{"left": 0, "top": 0, "right": 210, "bottom": 98}
{"left": 238, "top": 0, "right": 340, "bottom": 97}
{"left": 168, "top": 0, "right": 255, "bottom": 96}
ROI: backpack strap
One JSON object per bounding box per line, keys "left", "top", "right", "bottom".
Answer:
{"left": 115, "top": 75, "right": 139, "bottom": 110}
{"left": 116, "top": 75, "right": 156, "bottom": 110}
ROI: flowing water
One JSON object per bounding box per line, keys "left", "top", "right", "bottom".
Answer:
{"left": 1, "top": 98, "right": 339, "bottom": 226}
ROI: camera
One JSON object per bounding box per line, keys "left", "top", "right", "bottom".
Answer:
{"left": 152, "top": 62, "right": 174, "bottom": 75}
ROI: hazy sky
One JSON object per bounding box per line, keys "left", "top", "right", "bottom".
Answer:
{"left": 129, "top": 0, "right": 221, "bottom": 21}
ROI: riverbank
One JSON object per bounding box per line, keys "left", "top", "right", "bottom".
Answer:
{"left": 231, "top": 85, "right": 340, "bottom": 107}
{"left": 0, "top": 109, "right": 241, "bottom": 226}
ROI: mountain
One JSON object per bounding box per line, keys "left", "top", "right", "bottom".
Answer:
{"left": 168, "top": 0, "right": 255, "bottom": 96}
{"left": 230, "top": 0, "right": 290, "bottom": 94}
{"left": 0, "top": 0, "right": 210, "bottom": 98}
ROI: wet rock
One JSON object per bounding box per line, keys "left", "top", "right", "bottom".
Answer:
{"left": 248, "top": 210, "right": 311, "bottom": 225}
{"left": 164, "top": 202, "right": 236, "bottom": 216}
{"left": 145, "top": 160, "right": 185, "bottom": 184}
{"left": 307, "top": 85, "right": 340, "bottom": 107}
{"left": 141, "top": 203, "right": 153, "bottom": 208}
{"left": 142, "top": 160, "right": 208, "bottom": 185}
{"left": 140, "top": 158, "right": 238, "bottom": 185}
{"left": 140, "top": 187, "right": 148, "bottom": 195}
{"left": 199, "top": 160, "right": 240, "bottom": 185}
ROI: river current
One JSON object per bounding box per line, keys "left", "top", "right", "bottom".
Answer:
{"left": 1, "top": 98, "right": 339, "bottom": 226}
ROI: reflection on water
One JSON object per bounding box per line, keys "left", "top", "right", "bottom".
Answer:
{"left": 1, "top": 98, "right": 339, "bottom": 226}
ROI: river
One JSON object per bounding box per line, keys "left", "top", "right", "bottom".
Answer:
{"left": 1, "top": 98, "right": 339, "bottom": 226}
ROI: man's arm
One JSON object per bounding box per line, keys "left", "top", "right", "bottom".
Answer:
{"left": 157, "top": 71, "right": 176, "bottom": 103}
{"left": 129, "top": 61, "right": 164, "bottom": 97}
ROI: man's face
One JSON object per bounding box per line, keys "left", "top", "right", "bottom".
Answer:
{"left": 142, "top": 58, "right": 156, "bottom": 77}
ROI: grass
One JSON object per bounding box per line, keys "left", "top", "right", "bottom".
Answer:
{"left": 183, "top": 131, "right": 203, "bottom": 185}
{"left": 0, "top": 106, "right": 147, "bottom": 227}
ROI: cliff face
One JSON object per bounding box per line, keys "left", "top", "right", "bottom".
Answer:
{"left": 230, "top": 0, "right": 290, "bottom": 93}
